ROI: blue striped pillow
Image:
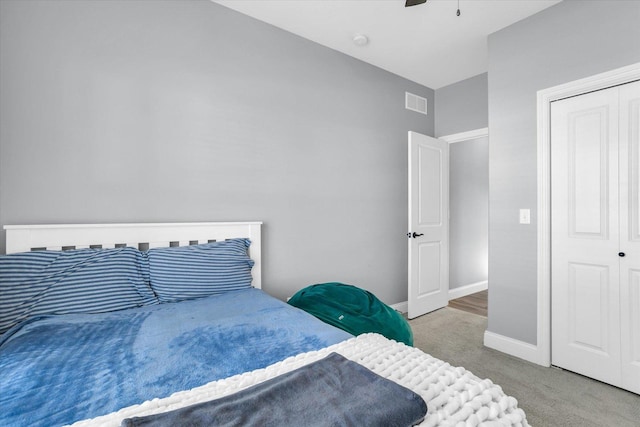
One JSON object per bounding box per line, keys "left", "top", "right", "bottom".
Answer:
{"left": 0, "top": 247, "right": 158, "bottom": 335}
{"left": 147, "top": 238, "right": 254, "bottom": 303}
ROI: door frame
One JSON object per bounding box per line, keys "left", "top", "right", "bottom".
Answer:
{"left": 535, "top": 62, "right": 640, "bottom": 367}
{"left": 440, "top": 128, "right": 489, "bottom": 300}
{"left": 397, "top": 128, "right": 489, "bottom": 315}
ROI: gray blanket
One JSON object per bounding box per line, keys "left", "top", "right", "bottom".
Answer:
{"left": 121, "top": 352, "right": 427, "bottom": 427}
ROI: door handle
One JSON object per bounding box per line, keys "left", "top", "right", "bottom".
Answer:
{"left": 411, "top": 232, "right": 424, "bottom": 238}
{"left": 619, "top": 252, "right": 626, "bottom": 257}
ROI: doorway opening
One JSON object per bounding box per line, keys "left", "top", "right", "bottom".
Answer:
{"left": 441, "top": 128, "right": 489, "bottom": 317}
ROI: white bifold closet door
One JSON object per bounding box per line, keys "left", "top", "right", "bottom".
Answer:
{"left": 551, "top": 80, "right": 640, "bottom": 394}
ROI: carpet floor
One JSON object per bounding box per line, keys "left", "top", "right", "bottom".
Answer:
{"left": 408, "top": 307, "right": 640, "bottom": 427}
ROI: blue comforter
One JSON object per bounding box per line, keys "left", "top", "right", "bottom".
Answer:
{"left": 0, "top": 288, "right": 352, "bottom": 427}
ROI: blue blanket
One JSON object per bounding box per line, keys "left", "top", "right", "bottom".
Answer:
{"left": 121, "top": 352, "right": 427, "bottom": 427}
{"left": 0, "top": 289, "right": 352, "bottom": 427}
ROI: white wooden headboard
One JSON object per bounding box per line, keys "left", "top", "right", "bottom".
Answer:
{"left": 3, "top": 222, "right": 263, "bottom": 289}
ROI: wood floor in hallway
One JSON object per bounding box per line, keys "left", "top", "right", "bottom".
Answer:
{"left": 447, "top": 290, "right": 487, "bottom": 317}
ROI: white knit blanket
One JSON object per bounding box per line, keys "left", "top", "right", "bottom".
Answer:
{"left": 71, "top": 333, "right": 529, "bottom": 427}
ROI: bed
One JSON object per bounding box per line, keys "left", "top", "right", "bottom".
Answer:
{"left": 0, "top": 222, "right": 529, "bottom": 427}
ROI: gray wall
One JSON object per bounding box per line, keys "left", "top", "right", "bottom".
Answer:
{"left": 0, "top": 0, "right": 435, "bottom": 304}
{"left": 449, "top": 137, "right": 488, "bottom": 290}
{"left": 435, "top": 73, "right": 488, "bottom": 137}
{"left": 488, "top": 0, "right": 640, "bottom": 344}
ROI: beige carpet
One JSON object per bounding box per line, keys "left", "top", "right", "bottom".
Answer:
{"left": 409, "top": 307, "right": 640, "bottom": 427}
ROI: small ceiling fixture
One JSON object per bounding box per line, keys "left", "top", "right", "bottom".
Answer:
{"left": 353, "top": 33, "right": 369, "bottom": 46}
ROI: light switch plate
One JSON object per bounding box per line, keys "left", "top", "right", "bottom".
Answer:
{"left": 519, "top": 209, "right": 531, "bottom": 224}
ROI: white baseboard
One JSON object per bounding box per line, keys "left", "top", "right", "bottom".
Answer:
{"left": 484, "top": 330, "right": 547, "bottom": 366}
{"left": 448, "top": 280, "right": 488, "bottom": 301}
{"left": 390, "top": 281, "right": 487, "bottom": 314}
{"left": 390, "top": 301, "right": 408, "bottom": 313}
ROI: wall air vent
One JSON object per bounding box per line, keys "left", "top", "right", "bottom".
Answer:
{"left": 405, "top": 92, "right": 428, "bottom": 115}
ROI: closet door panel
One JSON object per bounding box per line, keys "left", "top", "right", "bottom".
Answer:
{"left": 551, "top": 87, "right": 622, "bottom": 387}
{"left": 619, "top": 79, "right": 640, "bottom": 394}
{"left": 567, "top": 262, "right": 611, "bottom": 353}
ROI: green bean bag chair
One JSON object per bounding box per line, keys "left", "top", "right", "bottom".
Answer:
{"left": 288, "top": 282, "right": 413, "bottom": 346}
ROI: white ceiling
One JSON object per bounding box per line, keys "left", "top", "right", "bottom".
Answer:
{"left": 214, "top": 0, "right": 561, "bottom": 89}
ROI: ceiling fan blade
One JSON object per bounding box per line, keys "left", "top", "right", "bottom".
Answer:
{"left": 405, "top": 0, "right": 427, "bottom": 7}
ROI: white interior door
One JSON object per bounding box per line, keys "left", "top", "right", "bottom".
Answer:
{"left": 551, "top": 87, "right": 622, "bottom": 387}
{"left": 618, "top": 80, "right": 640, "bottom": 394}
{"left": 408, "top": 131, "right": 449, "bottom": 319}
{"left": 551, "top": 81, "right": 640, "bottom": 394}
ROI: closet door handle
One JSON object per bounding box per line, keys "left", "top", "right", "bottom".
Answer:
{"left": 412, "top": 232, "right": 424, "bottom": 238}
{"left": 619, "top": 252, "right": 626, "bottom": 257}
